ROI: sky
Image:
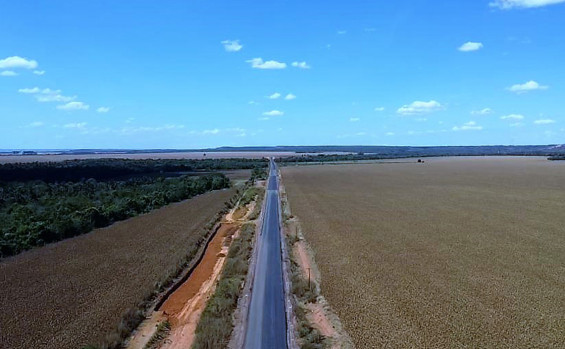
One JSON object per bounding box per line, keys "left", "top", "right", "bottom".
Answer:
{"left": 1, "top": 0, "right": 565, "bottom": 149}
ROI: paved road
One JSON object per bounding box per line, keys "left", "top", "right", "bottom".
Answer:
{"left": 244, "top": 159, "right": 287, "bottom": 349}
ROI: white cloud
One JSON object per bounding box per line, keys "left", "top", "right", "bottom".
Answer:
{"left": 534, "top": 119, "right": 556, "bottom": 124}
{"left": 27, "top": 121, "right": 44, "bottom": 128}
{"left": 19, "top": 87, "right": 74, "bottom": 102}
{"left": 56, "top": 123, "right": 189, "bottom": 136}
{"left": 246, "top": 58, "right": 286, "bottom": 69}
{"left": 337, "top": 131, "right": 369, "bottom": 139}
{"left": 33, "top": 70, "right": 45, "bottom": 75}
{"left": 349, "top": 117, "right": 360, "bottom": 122}
{"left": 262, "top": 110, "right": 284, "bottom": 116}
{"left": 268, "top": 92, "right": 281, "bottom": 99}
{"left": 471, "top": 108, "right": 493, "bottom": 115}
{"left": 453, "top": 121, "right": 483, "bottom": 131}
{"left": 500, "top": 114, "right": 525, "bottom": 120}
{"left": 120, "top": 124, "right": 184, "bottom": 135}
{"left": 226, "top": 127, "right": 247, "bottom": 137}
{"left": 510, "top": 122, "right": 525, "bottom": 127}
{"left": 57, "top": 101, "right": 90, "bottom": 111}
{"left": 337, "top": 30, "right": 347, "bottom": 35}
{"left": 508, "top": 80, "right": 548, "bottom": 93}
{"left": 1, "top": 70, "right": 17, "bottom": 76}
{"left": 193, "top": 127, "right": 246, "bottom": 136}
{"left": 63, "top": 122, "right": 87, "bottom": 129}
{"left": 97, "top": 107, "right": 110, "bottom": 113}
{"left": 221, "top": 40, "right": 243, "bottom": 52}
{"left": 18, "top": 87, "right": 40, "bottom": 94}
{"left": 37, "top": 90, "right": 75, "bottom": 102}
{"left": 458, "top": 42, "right": 483, "bottom": 52}
{"left": 490, "top": 0, "right": 565, "bottom": 9}
{"left": 18, "top": 87, "right": 76, "bottom": 103}
{"left": 284, "top": 93, "right": 296, "bottom": 100}
{"left": 291, "top": 61, "right": 311, "bottom": 69}
{"left": 397, "top": 100, "right": 443, "bottom": 115}
{"left": 0, "top": 56, "right": 38, "bottom": 70}
{"left": 374, "top": 107, "right": 385, "bottom": 112}
{"left": 386, "top": 132, "right": 395, "bottom": 136}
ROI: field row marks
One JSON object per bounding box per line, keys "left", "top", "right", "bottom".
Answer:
{"left": 279, "top": 179, "right": 354, "bottom": 349}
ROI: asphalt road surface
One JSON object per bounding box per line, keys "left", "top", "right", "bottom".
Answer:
{"left": 244, "top": 159, "right": 287, "bottom": 349}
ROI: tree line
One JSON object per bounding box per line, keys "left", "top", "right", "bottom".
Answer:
{"left": 278, "top": 151, "right": 565, "bottom": 164}
{"left": 0, "top": 158, "right": 269, "bottom": 258}
{"left": 0, "top": 158, "right": 268, "bottom": 182}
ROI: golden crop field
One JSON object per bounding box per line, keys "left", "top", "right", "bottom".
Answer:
{"left": 0, "top": 188, "right": 234, "bottom": 349}
{"left": 282, "top": 157, "right": 565, "bottom": 348}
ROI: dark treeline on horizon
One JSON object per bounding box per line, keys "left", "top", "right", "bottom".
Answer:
{"left": 0, "top": 158, "right": 269, "bottom": 182}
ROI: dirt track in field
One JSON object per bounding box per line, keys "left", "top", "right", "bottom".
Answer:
{"left": 282, "top": 156, "right": 565, "bottom": 348}
{"left": 0, "top": 189, "right": 234, "bottom": 349}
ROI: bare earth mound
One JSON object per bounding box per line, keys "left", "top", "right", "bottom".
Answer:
{"left": 282, "top": 157, "right": 565, "bottom": 348}
{"left": 0, "top": 188, "right": 234, "bottom": 349}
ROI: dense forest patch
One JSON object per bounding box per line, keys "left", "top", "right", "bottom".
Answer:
{"left": 0, "top": 158, "right": 268, "bottom": 182}
{"left": 0, "top": 158, "right": 268, "bottom": 257}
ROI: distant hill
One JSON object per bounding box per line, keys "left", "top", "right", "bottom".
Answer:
{"left": 212, "top": 145, "right": 565, "bottom": 156}
{"left": 2, "top": 145, "right": 565, "bottom": 157}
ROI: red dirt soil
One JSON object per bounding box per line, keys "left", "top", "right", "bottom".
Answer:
{"left": 160, "top": 224, "right": 237, "bottom": 325}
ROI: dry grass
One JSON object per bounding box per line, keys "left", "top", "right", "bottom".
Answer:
{"left": 0, "top": 188, "right": 235, "bottom": 349}
{"left": 282, "top": 157, "right": 565, "bottom": 348}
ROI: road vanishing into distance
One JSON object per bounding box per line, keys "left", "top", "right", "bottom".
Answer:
{"left": 244, "top": 158, "right": 287, "bottom": 349}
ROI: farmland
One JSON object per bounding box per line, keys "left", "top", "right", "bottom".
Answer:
{"left": 0, "top": 188, "right": 234, "bottom": 349}
{"left": 282, "top": 157, "right": 565, "bottom": 348}
{"left": 0, "top": 151, "right": 290, "bottom": 164}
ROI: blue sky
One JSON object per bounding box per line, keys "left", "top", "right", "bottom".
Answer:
{"left": 1, "top": 0, "right": 564, "bottom": 149}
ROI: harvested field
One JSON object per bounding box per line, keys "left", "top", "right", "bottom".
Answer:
{"left": 282, "top": 157, "right": 565, "bottom": 348}
{"left": 0, "top": 188, "right": 235, "bottom": 349}
{"left": 0, "top": 152, "right": 293, "bottom": 164}
{"left": 224, "top": 169, "right": 252, "bottom": 182}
